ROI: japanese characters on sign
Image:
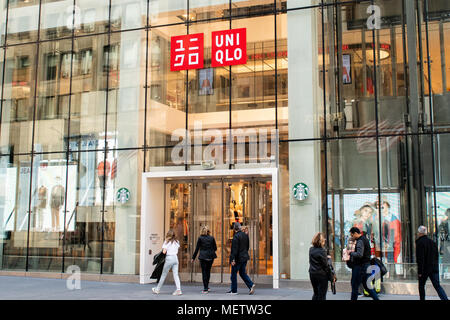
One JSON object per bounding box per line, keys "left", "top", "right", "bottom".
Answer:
{"left": 170, "top": 28, "right": 247, "bottom": 71}
{"left": 170, "top": 33, "right": 204, "bottom": 71}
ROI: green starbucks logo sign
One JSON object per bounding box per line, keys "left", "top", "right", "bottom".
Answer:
{"left": 293, "top": 183, "right": 309, "bottom": 201}
{"left": 117, "top": 187, "right": 130, "bottom": 204}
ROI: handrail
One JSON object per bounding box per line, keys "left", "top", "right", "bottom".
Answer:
{"left": 3, "top": 208, "right": 15, "bottom": 229}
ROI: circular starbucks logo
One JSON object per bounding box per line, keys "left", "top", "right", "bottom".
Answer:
{"left": 292, "top": 183, "right": 309, "bottom": 201}
{"left": 117, "top": 188, "right": 130, "bottom": 204}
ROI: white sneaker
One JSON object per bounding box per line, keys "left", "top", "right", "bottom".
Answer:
{"left": 152, "top": 287, "right": 160, "bottom": 294}
{"left": 172, "top": 290, "right": 183, "bottom": 296}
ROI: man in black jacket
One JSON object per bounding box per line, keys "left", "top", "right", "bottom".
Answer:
{"left": 416, "top": 226, "right": 448, "bottom": 300}
{"left": 227, "top": 222, "right": 255, "bottom": 295}
{"left": 348, "top": 227, "right": 379, "bottom": 300}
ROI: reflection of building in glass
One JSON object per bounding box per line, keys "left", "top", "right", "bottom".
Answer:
{"left": 0, "top": 0, "right": 449, "bottom": 289}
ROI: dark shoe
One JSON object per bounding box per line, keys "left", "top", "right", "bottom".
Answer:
{"left": 226, "top": 290, "right": 238, "bottom": 295}
{"left": 249, "top": 284, "right": 256, "bottom": 295}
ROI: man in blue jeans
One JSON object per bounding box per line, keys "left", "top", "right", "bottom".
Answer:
{"left": 348, "top": 227, "right": 379, "bottom": 300}
{"left": 416, "top": 226, "right": 448, "bottom": 300}
{"left": 227, "top": 222, "right": 256, "bottom": 295}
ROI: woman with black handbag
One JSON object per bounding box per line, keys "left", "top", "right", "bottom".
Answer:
{"left": 191, "top": 225, "right": 217, "bottom": 294}
{"left": 309, "top": 232, "right": 332, "bottom": 300}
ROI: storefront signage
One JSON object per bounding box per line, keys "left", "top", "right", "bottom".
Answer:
{"left": 170, "top": 28, "right": 247, "bottom": 71}
{"left": 170, "top": 33, "right": 204, "bottom": 71}
{"left": 292, "top": 183, "right": 309, "bottom": 201}
{"left": 211, "top": 28, "right": 247, "bottom": 67}
{"left": 116, "top": 187, "right": 131, "bottom": 204}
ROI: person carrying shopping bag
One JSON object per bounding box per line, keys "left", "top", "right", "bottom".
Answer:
{"left": 152, "top": 230, "right": 182, "bottom": 296}
{"left": 192, "top": 225, "right": 217, "bottom": 294}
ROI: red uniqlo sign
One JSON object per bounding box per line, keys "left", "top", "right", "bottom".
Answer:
{"left": 211, "top": 28, "right": 247, "bottom": 68}
{"left": 170, "top": 33, "right": 204, "bottom": 71}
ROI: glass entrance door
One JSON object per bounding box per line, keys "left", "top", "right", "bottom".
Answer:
{"left": 164, "top": 177, "right": 272, "bottom": 284}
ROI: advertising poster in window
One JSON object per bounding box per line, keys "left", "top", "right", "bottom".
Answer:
{"left": 342, "top": 193, "right": 402, "bottom": 272}
{"left": 198, "top": 68, "right": 214, "bottom": 96}
{"left": 437, "top": 192, "right": 450, "bottom": 276}
{"left": 343, "top": 54, "right": 352, "bottom": 84}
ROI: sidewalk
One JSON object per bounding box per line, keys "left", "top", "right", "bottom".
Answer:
{"left": 0, "top": 276, "right": 440, "bottom": 300}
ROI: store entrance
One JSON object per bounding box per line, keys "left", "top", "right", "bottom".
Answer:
{"left": 164, "top": 178, "right": 273, "bottom": 284}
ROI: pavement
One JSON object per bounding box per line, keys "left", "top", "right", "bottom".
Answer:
{"left": 0, "top": 275, "right": 441, "bottom": 300}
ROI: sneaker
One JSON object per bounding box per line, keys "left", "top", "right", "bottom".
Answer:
{"left": 152, "top": 287, "right": 160, "bottom": 294}
{"left": 201, "top": 290, "right": 209, "bottom": 294}
{"left": 226, "top": 290, "right": 238, "bottom": 295}
{"left": 249, "top": 284, "right": 256, "bottom": 295}
{"left": 172, "top": 290, "right": 183, "bottom": 296}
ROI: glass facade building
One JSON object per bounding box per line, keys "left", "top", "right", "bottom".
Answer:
{"left": 0, "top": 0, "right": 449, "bottom": 285}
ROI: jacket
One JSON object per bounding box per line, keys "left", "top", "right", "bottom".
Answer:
{"left": 416, "top": 235, "right": 439, "bottom": 275}
{"left": 150, "top": 251, "right": 166, "bottom": 282}
{"left": 229, "top": 231, "right": 250, "bottom": 264}
{"left": 192, "top": 235, "right": 217, "bottom": 261}
{"left": 350, "top": 234, "right": 371, "bottom": 266}
{"left": 309, "top": 247, "right": 331, "bottom": 279}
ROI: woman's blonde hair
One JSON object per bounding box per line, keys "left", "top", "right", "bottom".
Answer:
{"left": 311, "top": 232, "right": 325, "bottom": 248}
{"left": 165, "top": 229, "right": 176, "bottom": 243}
{"left": 200, "top": 225, "right": 210, "bottom": 236}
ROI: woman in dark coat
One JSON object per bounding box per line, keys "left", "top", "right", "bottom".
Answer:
{"left": 192, "top": 225, "right": 217, "bottom": 294}
{"left": 309, "top": 232, "right": 332, "bottom": 300}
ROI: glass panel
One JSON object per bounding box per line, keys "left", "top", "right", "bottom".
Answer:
{"left": 165, "top": 182, "right": 192, "bottom": 278}
{"left": 422, "top": 0, "right": 450, "bottom": 133}
{"left": 63, "top": 150, "right": 104, "bottom": 273}
{"left": 35, "top": 40, "right": 72, "bottom": 154}
{"left": 1, "top": 44, "right": 37, "bottom": 154}
{"left": 27, "top": 153, "right": 67, "bottom": 272}
{"left": 0, "top": 0, "right": 7, "bottom": 45}
{"left": 107, "top": 30, "right": 146, "bottom": 149}
{"left": 428, "top": 133, "right": 450, "bottom": 281}
{"left": 102, "top": 149, "right": 143, "bottom": 274}
{"left": 147, "top": 25, "right": 187, "bottom": 148}
{"left": 328, "top": 138, "right": 380, "bottom": 280}
{"left": 69, "top": 34, "right": 108, "bottom": 152}
{"left": 252, "top": 180, "right": 272, "bottom": 276}
{"left": 187, "top": 20, "right": 230, "bottom": 170}
{"left": 230, "top": 15, "right": 278, "bottom": 167}
{"left": 40, "top": 0, "right": 73, "bottom": 41}
{"left": 148, "top": 0, "right": 187, "bottom": 27}
{"left": 192, "top": 181, "right": 223, "bottom": 281}
{"left": 75, "top": 0, "right": 110, "bottom": 36}
{"left": 7, "top": 0, "right": 39, "bottom": 45}
{"left": 189, "top": 0, "right": 230, "bottom": 22}
{"left": 230, "top": 0, "right": 276, "bottom": 17}
{"left": 110, "top": 0, "right": 146, "bottom": 32}
{"left": 0, "top": 154, "right": 31, "bottom": 271}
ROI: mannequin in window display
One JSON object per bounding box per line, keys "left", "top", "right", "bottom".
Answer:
{"left": 439, "top": 209, "right": 450, "bottom": 272}
{"left": 50, "top": 177, "right": 65, "bottom": 232}
{"left": 36, "top": 183, "right": 48, "bottom": 231}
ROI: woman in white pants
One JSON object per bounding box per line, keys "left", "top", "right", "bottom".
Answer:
{"left": 152, "top": 230, "right": 182, "bottom": 295}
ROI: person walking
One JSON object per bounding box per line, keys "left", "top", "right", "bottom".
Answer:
{"left": 347, "top": 227, "right": 379, "bottom": 300}
{"left": 227, "top": 222, "right": 255, "bottom": 295}
{"left": 309, "top": 232, "right": 332, "bottom": 300}
{"left": 152, "top": 230, "right": 182, "bottom": 296}
{"left": 192, "top": 225, "right": 217, "bottom": 294}
{"left": 416, "top": 225, "right": 448, "bottom": 300}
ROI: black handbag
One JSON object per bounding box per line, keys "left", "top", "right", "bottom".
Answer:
{"left": 370, "top": 257, "right": 387, "bottom": 276}
{"left": 327, "top": 257, "right": 337, "bottom": 295}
